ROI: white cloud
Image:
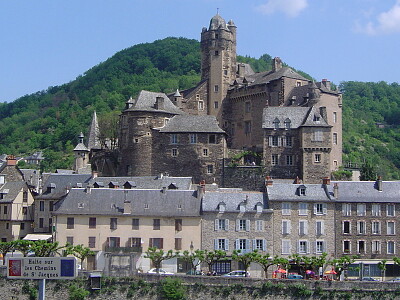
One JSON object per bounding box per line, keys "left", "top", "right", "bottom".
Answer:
{"left": 356, "top": 0, "right": 400, "bottom": 35}
{"left": 256, "top": 0, "right": 308, "bottom": 18}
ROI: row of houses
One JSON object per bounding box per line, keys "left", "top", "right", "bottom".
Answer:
{"left": 1, "top": 155, "right": 399, "bottom": 277}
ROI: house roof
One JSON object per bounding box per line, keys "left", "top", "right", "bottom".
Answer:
{"left": 262, "top": 107, "right": 310, "bottom": 129}
{"left": 125, "top": 90, "right": 183, "bottom": 115}
{"left": 266, "top": 183, "right": 331, "bottom": 202}
{"left": 159, "top": 115, "right": 225, "bottom": 133}
{"left": 202, "top": 191, "right": 267, "bottom": 212}
{"left": 54, "top": 188, "right": 201, "bottom": 217}
{"left": 329, "top": 181, "right": 400, "bottom": 203}
{"left": 0, "top": 181, "right": 26, "bottom": 203}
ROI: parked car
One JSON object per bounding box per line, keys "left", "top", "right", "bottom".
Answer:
{"left": 147, "top": 268, "right": 174, "bottom": 275}
{"left": 287, "top": 274, "right": 304, "bottom": 279}
{"left": 222, "top": 270, "right": 250, "bottom": 277}
{"left": 186, "top": 270, "right": 204, "bottom": 275}
{"left": 387, "top": 277, "right": 400, "bottom": 282}
{"left": 361, "top": 277, "right": 379, "bottom": 281}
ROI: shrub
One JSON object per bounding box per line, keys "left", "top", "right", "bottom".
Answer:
{"left": 69, "top": 284, "right": 90, "bottom": 300}
{"left": 159, "top": 277, "right": 186, "bottom": 300}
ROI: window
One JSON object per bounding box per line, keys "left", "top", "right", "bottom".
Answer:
{"left": 299, "top": 187, "right": 306, "bottom": 196}
{"left": 357, "top": 221, "right": 366, "bottom": 234}
{"left": 269, "top": 135, "right": 279, "bottom": 147}
{"left": 175, "top": 238, "right": 182, "bottom": 250}
{"left": 66, "top": 237, "right": 74, "bottom": 246}
{"left": 388, "top": 241, "right": 395, "bottom": 254}
{"left": 203, "top": 148, "right": 209, "bottom": 157}
{"left": 343, "top": 221, "right": 350, "bottom": 234}
{"left": 271, "top": 155, "right": 278, "bottom": 165}
{"left": 298, "top": 240, "right": 308, "bottom": 254}
{"left": 342, "top": 203, "right": 351, "bottom": 216}
{"left": 343, "top": 240, "right": 350, "bottom": 253}
{"left": 286, "top": 155, "right": 293, "bottom": 166}
{"left": 333, "top": 133, "right": 338, "bottom": 145}
{"left": 372, "top": 241, "right": 381, "bottom": 254}
{"left": 132, "top": 219, "right": 139, "bottom": 230}
{"left": 282, "top": 203, "right": 291, "bottom": 215}
{"left": 170, "top": 134, "right": 178, "bottom": 144}
{"left": 67, "top": 217, "right": 74, "bottom": 229}
{"left": 49, "top": 201, "right": 54, "bottom": 212}
{"left": 214, "top": 101, "right": 219, "bottom": 109}
{"left": 357, "top": 204, "right": 366, "bottom": 216}
{"left": 372, "top": 221, "right": 381, "bottom": 234}
{"left": 313, "top": 115, "right": 321, "bottom": 123}
{"left": 314, "top": 203, "right": 326, "bottom": 215}
{"left": 254, "top": 239, "right": 266, "bottom": 251}
{"left": 175, "top": 219, "right": 182, "bottom": 232}
{"left": 313, "top": 131, "right": 323, "bottom": 141}
{"left": 235, "top": 238, "right": 248, "bottom": 251}
{"left": 358, "top": 241, "right": 365, "bottom": 254}
{"left": 131, "top": 237, "right": 141, "bottom": 248}
{"left": 153, "top": 219, "right": 160, "bottom": 230}
{"left": 296, "top": 81, "right": 302, "bottom": 87}
{"left": 224, "top": 69, "right": 228, "bottom": 76}
{"left": 172, "top": 148, "right": 178, "bottom": 157}
{"left": 149, "top": 238, "right": 163, "bottom": 249}
{"left": 214, "top": 50, "right": 219, "bottom": 56}
{"left": 245, "top": 102, "right": 251, "bottom": 113}
{"left": 108, "top": 237, "right": 120, "bottom": 248}
{"left": 273, "top": 119, "right": 280, "bottom": 130}
{"left": 316, "top": 220, "right": 325, "bottom": 236}
{"left": 20, "top": 222, "right": 25, "bottom": 230}
{"left": 284, "top": 119, "right": 291, "bottom": 129}
{"left": 299, "top": 220, "right": 308, "bottom": 235}
{"left": 208, "top": 134, "right": 216, "bottom": 144}
{"left": 23, "top": 191, "right": 28, "bottom": 202}
{"left": 387, "top": 221, "right": 395, "bottom": 235}
{"left": 215, "top": 219, "right": 229, "bottom": 231}
{"left": 190, "top": 134, "right": 197, "bottom": 144}
{"left": 39, "top": 218, "right": 44, "bottom": 228}
{"left": 372, "top": 204, "right": 381, "bottom": 216}
{"left": 282, "top": 220, "right": 291, "bottom": 235}
{"left": 3, "top": 206, "right": 7, "bottom": 214}
{"left": 110, "top": 218, "right": 117, "bottom": 230}
{"left": 89, "top": 237, "right": 96, "bottom": 248}
{"left": 244, "top": 121, "right": 251, "bottom": 134}
{"left": 282, "top": 240, "right": 291, "bottom": 254}
{"left": 284, "top": 136, "right": 292, "bottom": 147}
{"left": 207, "top": 165, "right": 214, "bottom": 174}
{"left": 315, "top": 154, "right": 321, "bottom": 163}
{"left": 214, "top": 85, "right": 219, "bottom": 92}
{"left": 198, "top": 100, "right": 204, "bottom": 111}
{"left": 255, "top": 220, "right": 264, "bottom": 231}
{"left": 333, "top": 112, "right": 337, "bottom": 123}
{"left": 215, "top": 238, "right": 229, "bottom": 251}
{"left": 39, "top": 201, "right": 44, "bottom": 212}
{"left": 89, "top": 217, "right": 96, "bottom": 229}
{"left": 387, "top": 204, "right": 395, "bottom": 217}
{"left": 316, "top": 241, "right": 325, "bottom": 254}
{"left": 22, "top": 207, "right": 27, "bottom": 215}
{"left": 49, "top": 218, "right": 52, "bottom": 228}
{"left": 236, "top": 219, "right": 250, "bottom": 231}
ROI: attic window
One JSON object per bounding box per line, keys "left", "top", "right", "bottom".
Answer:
{"left": 239, "top": 202, "right": 246, "bottom": 213}
{"left": 313, "top": 115, "right": 321, "bottom": 123}
{"left": 144, "top": 203, "right": 149, "bottom": 209}
{"left": 284, "top": 119, "right": 291, "bottom": 130}
{"left": 218, "top": 202, "right": 226, "bottom": 213}
{"left": 298, "top": 186, "right": 306, "bottom": 196}
{"left": 256, "top": 203, "right": 263, "bottom": 213}
{"left": 273, "top": 118, "right": 280, "bottom": 130}
{"left": 78, "top": 203, "right": 84, "bottom": 209}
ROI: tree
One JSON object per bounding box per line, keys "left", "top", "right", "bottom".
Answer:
{"left": 179, "top": 249, "right": 204, "bottom": 275}
{"left": 360, "top": 160, "right": 377, "bottom": 181}
{"left": 253, "top": 253, "right": 289, "bottom": 279}
{"left": 14, "top": 240, "right": 33, "bottom": 257}
{"left": 199, "top": 250, "right": 226, "bottom": 273}
{"left": 231, "top": 250, "right": 258, "bottom": 277}
{"left": 144, "top": 247, "right": 177, "bottom": 274}
{"left": 71, "top": 244, "right": 95, "bottom": 270}
{"left": 331, "top": 255, "right": 358, "bottom": 280}
{"left": 0, "top": 241, "right": 16, "bottom": 265}
{"left": 378, "top": 259, "right": 387, "bottom": 281}
{"left": 30, "top": 240, "right": 64, "bottom": 257}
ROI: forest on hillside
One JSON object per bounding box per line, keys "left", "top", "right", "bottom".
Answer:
{"left": 0, "top": 37, "right": 399, "bottom": 179}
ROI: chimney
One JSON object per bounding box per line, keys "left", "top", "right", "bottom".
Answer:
{"left": 272, "top": 57, "right": 282, "bottom": 72}
{"left": 197, "top": 184, "right": 205, "bottom": 199}
{"left": 333, "top": 183, "right": 339, "bottom": 198}
{"left": 322, "top": 177, "right": 330, "bottom": 185}
{"left": 155, "top": 96, "right": 165, "bottom": 110}
{"left": 6, "top": 155, "right": 16, "bottom": 166}
{"left": 377, "top": 176, "right": 383, "bottom": 192}
{"left": 321, "top": 79, "right": 331, "bottom": 91}
{"left": 91, "top": 171, "right": 98, "bottom": 179}
{"left": 265, "top": 176, "right": 273, "bottom": 186}
{"left": 294, "top": 176, "right": 301, "bottom": 184}
{"left": 238, "top": 63, "right": 246, "bottom": 78}
{"left": 173, "top": 89, "right": 182, "bottom": 107}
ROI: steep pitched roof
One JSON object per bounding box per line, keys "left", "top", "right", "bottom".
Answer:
{"left": 54, "top": 188, "right": 201, "bottom": 217}
{"left": 262, "top": 107, "right": 310, "bottom": 129}
{"left": 202, "top": 190, "right": 267, "bottom": 212}
{"left": 159, "top": 115, "right": 225, "bottom": 133}
{"left": 302, "top": 106, "right": 330, "bottom": 127}
{"left": 125, "top": 90, "right": 183, "bottom": 115}
{"left": 0, "top": 181, "right": 26, "bottom": 203}
{"left": 87, "top": 111, "right": 101, "bottom": 150}
{"left": 266, "top": 183, "right": 331, "bottom": 202}
{"left": 243, "top": 67, "right": 308, "bottom": 87}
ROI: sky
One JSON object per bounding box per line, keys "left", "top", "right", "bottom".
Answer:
{"left": 1, "top": 0, "right": 400, "bottom": 103}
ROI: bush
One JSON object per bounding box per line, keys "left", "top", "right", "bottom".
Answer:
{"left": 69, "top": 284, "right": 90, "bottom": 300}
{"left": 159, "top": 277, "right": 186, "bottom": 300}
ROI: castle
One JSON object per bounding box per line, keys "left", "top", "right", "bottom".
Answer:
{"left": 86, "top": 14, "right": 342, "bottom": 185}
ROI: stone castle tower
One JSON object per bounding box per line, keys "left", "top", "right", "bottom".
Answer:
{"left": 201, "top": 14, "right": 237, "bottom": 121}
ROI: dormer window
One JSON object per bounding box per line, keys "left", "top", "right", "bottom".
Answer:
{"left": 298, "top": 185, "right": 307, "bottom": 196}
{"left": 284, "top": 118, "right": 291, "bottom": 130}
{"left": 218, "top": 202, "right": 226, "bottom": 213}
{"left": 273, "top": 118, "right": 280, "bottom": 130}
{"left": 168, "top": 183, "right": 178, "bottom": 190}
{"left": 313, "top": 115, "right": 321, "bottom": 123}
{"left": 239, "top": 202, "right": 246, "bottom": 213}
{"left": 256, "top": 202, "right": 263, "bottom": 213}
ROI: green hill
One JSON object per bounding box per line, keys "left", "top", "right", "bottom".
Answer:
{"left": 1, "top": 37, "right": 399, "bottom": 179}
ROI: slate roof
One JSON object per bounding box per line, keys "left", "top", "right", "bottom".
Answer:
{"left": 209, "top": 14, "right": 227, "bottom": 30}
{"left": 302, "top": 106, "right": 330, "bottom": 127}
{"left": 54, "top": 188, "right": 201, "bottom": 217}
{"left": 266, "top": 183, "right": 331, "bottom": 202}
{"left": 329, "top": 181, "right": 400, "bottom": 203}
{"left": 262, "top": 107, "right": 310, "bottom": 129}
{"left": 125, "top": 90, "right": 183, "bottom": 115}
{"left": 202, "top": 191, "right": 267, "bottom": 212}
{"left": 36, "top": 174, "right": 92, "bottom": 200}
{"left": 0, "top": 181, "right": 26, "bottom": 203}
{"left": 88, "top": 175, "right": 193, "bottom": 190}
{"left": 87, "top": 111, "right": 101, "bottom": 150}
{"left": 159, "top": 115, "right": 225, "bottom": 134}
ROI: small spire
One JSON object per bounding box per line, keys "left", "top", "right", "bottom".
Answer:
{"left": 217, "top": 8, "right": 219, "bottom": 15}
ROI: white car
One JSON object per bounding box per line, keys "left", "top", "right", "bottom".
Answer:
{"left": 222, "top": 270, "right": 250, "bottom": 277}
{"left": 147, "top": 268, "right": 174, "bottom": 275}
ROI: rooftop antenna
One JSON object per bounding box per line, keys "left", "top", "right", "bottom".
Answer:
{"left": 217, "top": 8, "right": 219, "bottom": 15}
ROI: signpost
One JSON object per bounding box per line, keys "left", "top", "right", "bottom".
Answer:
{"left": 6, "top": 257, "right": 77, "bottom": 299}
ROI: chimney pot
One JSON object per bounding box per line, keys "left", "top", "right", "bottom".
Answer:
{"left": 377, "top": 176, "right": 383, "bottom": 191}
{"left": 265, "top": 176, "right": 273, "bottom": 186}
{"left": 333, "top": 183, "right": 339, "bottom": 198}
{"left": 322, "top": 177, "right": 330, "bottom": 185}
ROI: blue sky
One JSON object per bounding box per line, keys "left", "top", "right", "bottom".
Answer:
{"left": 1, "top": 0, "right": 400, "bottom": 102}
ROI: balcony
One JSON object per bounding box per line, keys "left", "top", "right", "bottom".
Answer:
{"left": 105, "top": 246, "right": 142, "bottom": 253}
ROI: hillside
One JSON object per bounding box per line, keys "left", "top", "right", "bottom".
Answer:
{"left": 0, "top": 37, "right": 399, "bottom": 178}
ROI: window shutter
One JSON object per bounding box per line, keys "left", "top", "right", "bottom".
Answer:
{"left": 297, "top": 241, "right": 301, "bottom": 254}
{"left": 278, "top": 137, "right": 282, "bottom": 146}
{"left": 342, "top": 204, "right": 345, "bottom": 215}
{"left": 282, "top": 221, "right": 286, "bottom": 234}
{"left": 252, "top": 239, "right": 256, "bottom": 250}
{"left": 323, "top": 203, "right": 327, "bottom": 215}
{"left": 262, "top": 239, "right": 266, "bottom": 251}
{"left": 268, "top": 136, "right": 273, "bottom": 146}
{"left": 304, "top": 221, "right": 308, "bottom": 235}
{"left": 246, "top": 239, "right": 251, "bottom": 251}
{"left": 236, "top": 220, "right": 240, "bottom": 231}
{"left": 313, "top": 204, "right": 317, "bottom": 215}
{"left": 214, "top": 239, "right": 218, "bottom": 250}
{"left": 321, "top": 221, "right": 325, "bottom": 235}
{"left": 225, "top": 239, "right": 229, "bottom": 251}
{"left": 288, "top": 220, "right": 291, "bottom": 234}
{"left": 246, "top": 220, "right": 251, "bottom": 232}
{"left": 214, "top": 219, "right": 219, "bottom": 231}
{"left": 160, "top": 238, "right": 163, "bottom": 249}
{"left": 283, "top": 136, "right": 287, "bottom": 147}
{"left": 307, "top": 241, "right": 311, "bottom": 254}
{"left": 235, "top": 239, "right": 239, "bottom": 250}
{"left": 107, "top": 237, "right": 110, "bottom": 247}
{"left": 116, "top": 237, "right": 121, "bottom": 247}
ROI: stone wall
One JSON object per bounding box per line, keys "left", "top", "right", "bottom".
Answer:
{"left": 222, "top": 166, "right": 266, "bottom": 191}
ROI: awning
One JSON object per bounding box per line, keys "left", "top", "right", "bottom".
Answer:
{"left": 23, "top": 234, "right": 52, "bottom": 241}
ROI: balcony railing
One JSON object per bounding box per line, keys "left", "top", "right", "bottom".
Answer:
{"left": 105, "top": 246, "right": 142, "bottom": 253}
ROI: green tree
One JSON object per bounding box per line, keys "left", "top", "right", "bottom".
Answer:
{"left": 360, "top": 160, "right": 377, "bottom": 181}
{"left": 144, "top": 247, "right": 177, "bottom": 273}
{"left": 71, "top": 244, "right": 95, "bottom": 270}
{"left": 179, "top": 249, "right": 204, "bottom": 275}
{"left": 14, "top": 240, "right": 34, "bottom": 257}
{"left": 30, "top": 240, "right": 64, "bottom": 257}
{"left": 331, "top": 255, "right": 358, "bottom": 280}
{"left": 231, "top": 249, "right": 258, "bottom": 277}
{"left": 199, "top": 250, "right": 226, "bottom": 273}
{"left": 378, "top": 259, "right": 387, "bottom": 281}
{"left": 0, "top": 241, "right": 16, "bottom": 265}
